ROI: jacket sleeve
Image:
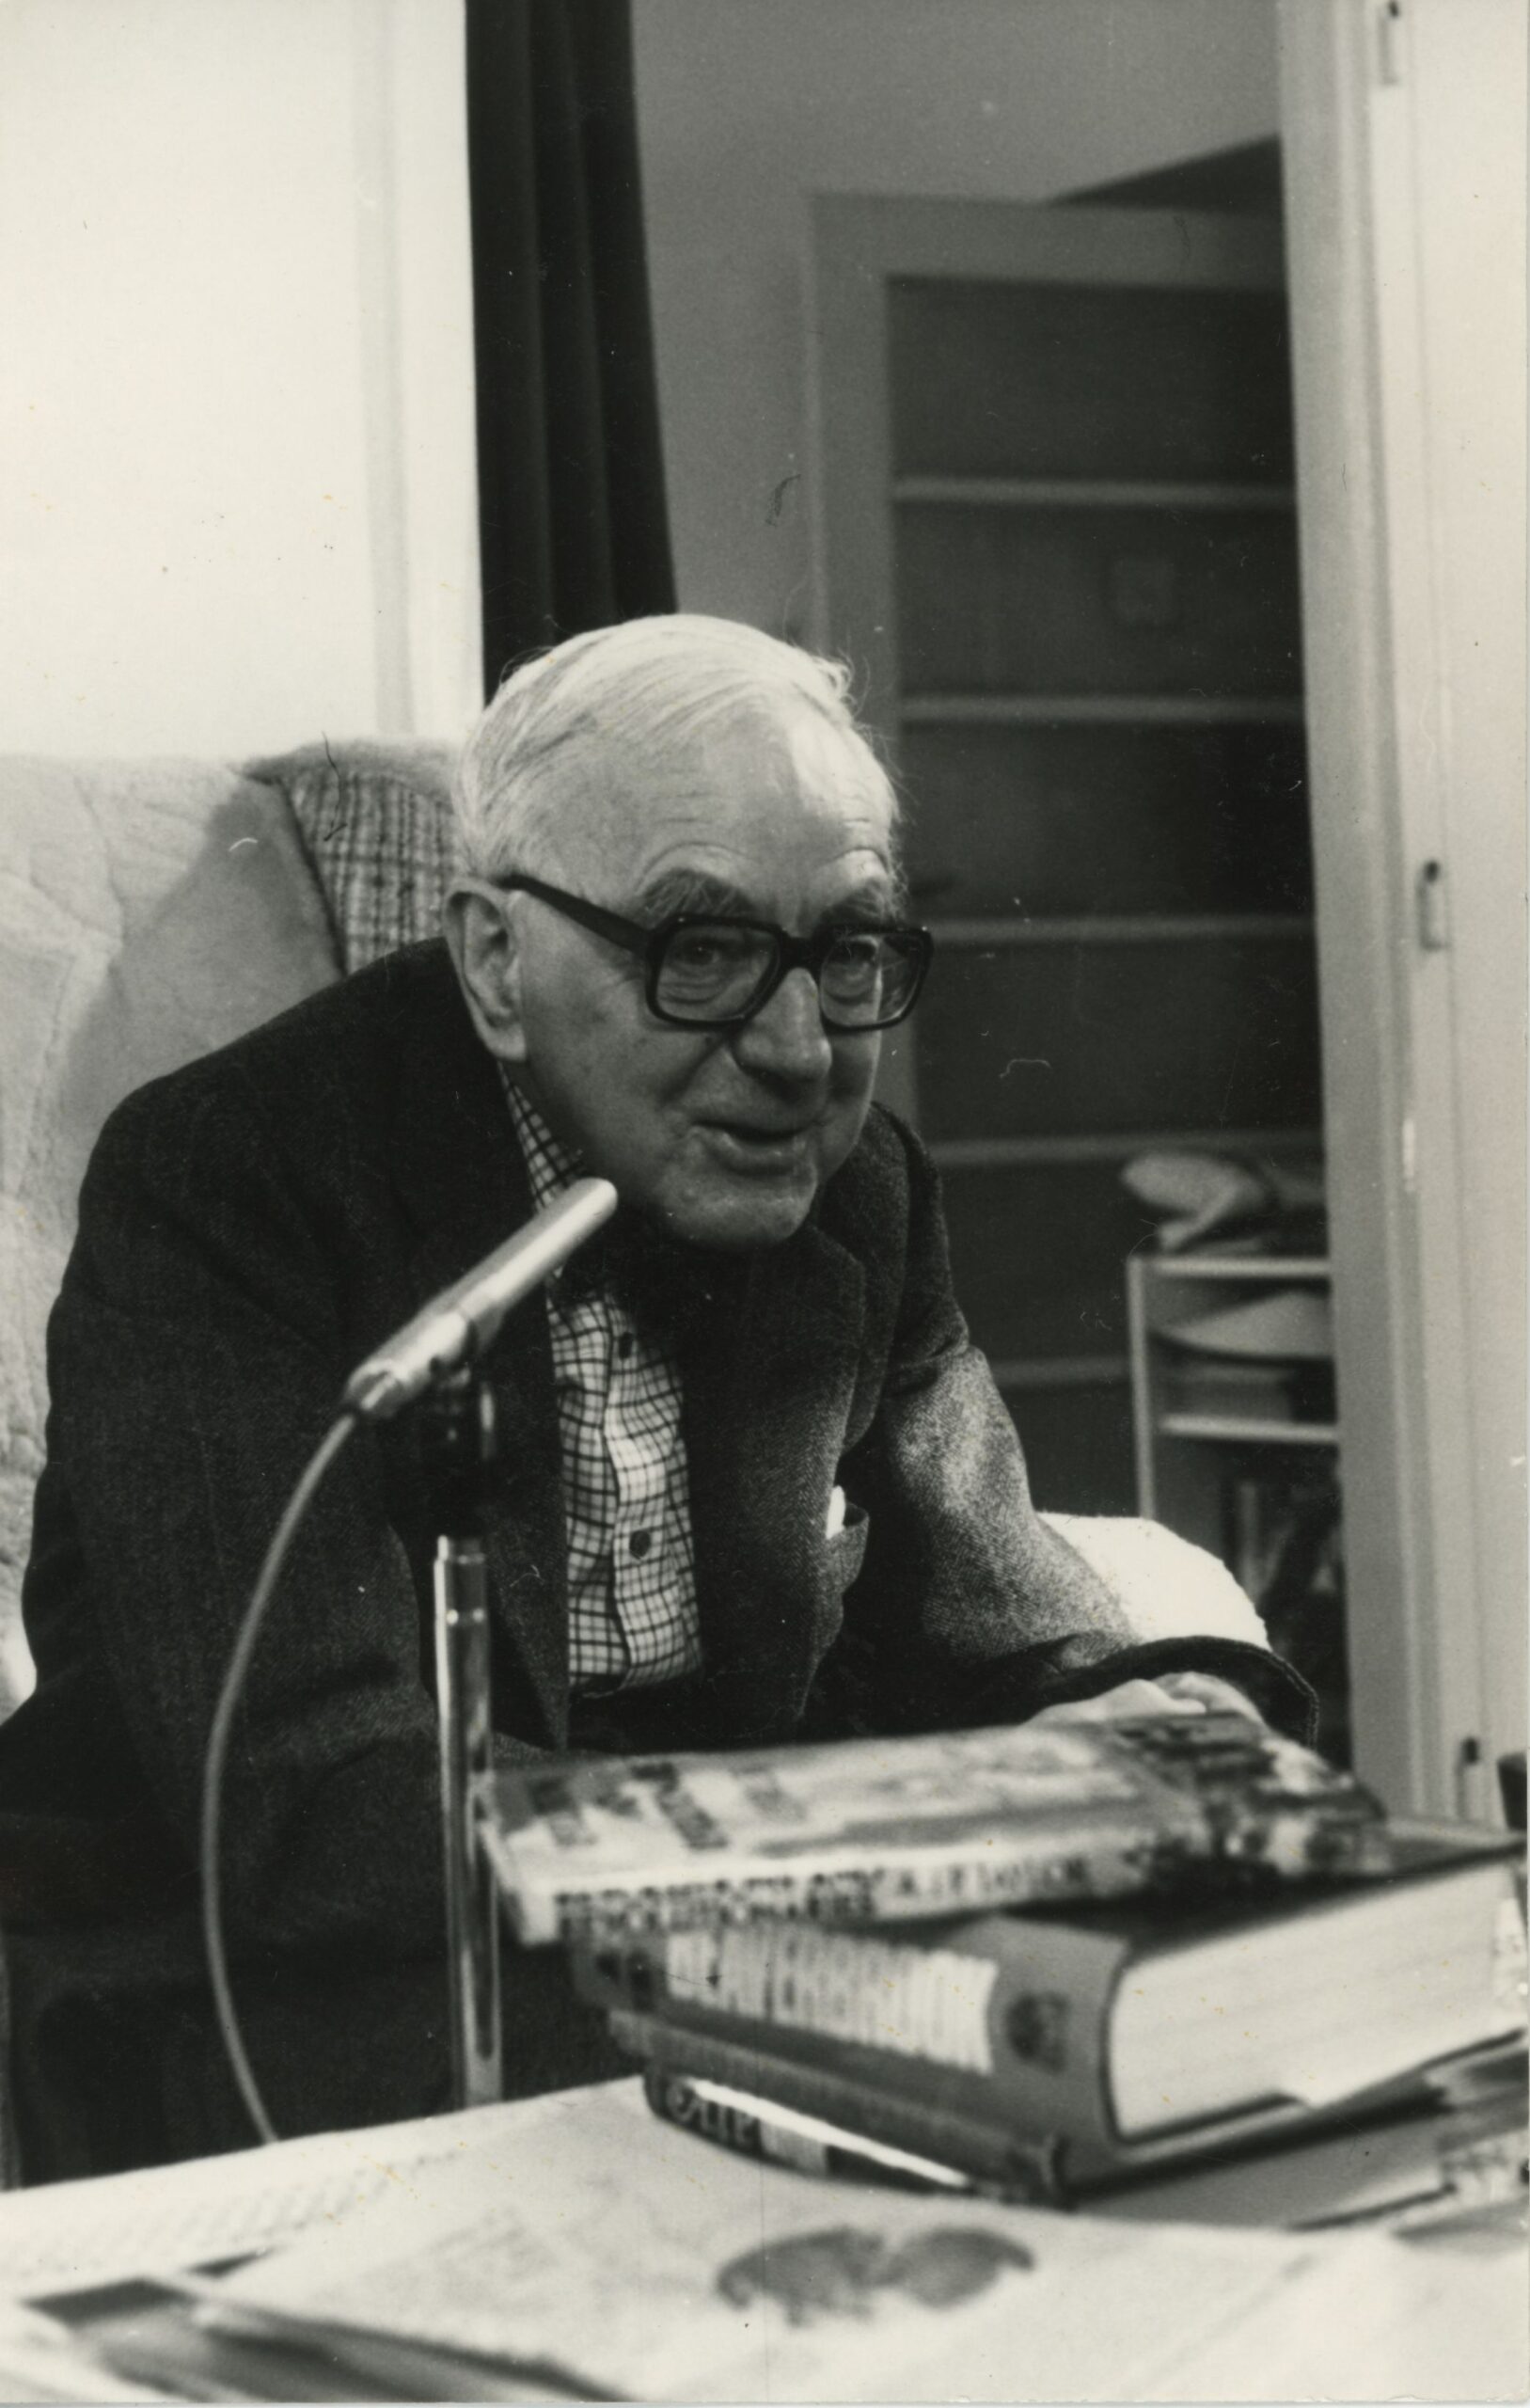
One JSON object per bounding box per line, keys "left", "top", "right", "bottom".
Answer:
{"left": 837, "top": 1118, "right": 1316, "bottom": 1742}
{"left": 30, "top": 1069, "right": 549, "bottom": 1965}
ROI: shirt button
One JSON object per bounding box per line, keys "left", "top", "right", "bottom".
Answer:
{"left": 616, "top": 1333, "right": 635, "bottom": 1362}
{"left": 628, "top": 1529, "right": 652, "bottom": 1560}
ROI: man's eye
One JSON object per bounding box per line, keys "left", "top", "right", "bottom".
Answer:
{"left": 656, "top": 924, "right": 769, "bottom": 1015}
{"left": 670, "top": 928, "right": 747, "bottom": 970}
{"left": 824, "top": 931, "right": 883, "bottom": 981}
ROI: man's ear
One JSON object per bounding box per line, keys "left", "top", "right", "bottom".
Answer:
{"left": 443, "top": 881, "right": 528, "bottom": 1063}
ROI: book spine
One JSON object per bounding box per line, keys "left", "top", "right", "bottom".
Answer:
{"left": 578, "top": 1915, "right": 1126, "bottom": 2152}
{"left": 639, "top": 2067, "right": 989, "bottom": 2196}
{"left": 488, "top": 1717, "right": 1387, "bottom": 1948}
{"left": 611, "top": 2011, "right": 1068, "bottom": 2201}
{"left": 525, "top": 1817, "right": 1200, "bottom": 1948}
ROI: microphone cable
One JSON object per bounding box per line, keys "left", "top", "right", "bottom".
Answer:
{"left": 197, "top": 1180, "right": 615, "bottom": 2142}
{"left": 199, "top": 1408, "right": 360, "bottom": 2147}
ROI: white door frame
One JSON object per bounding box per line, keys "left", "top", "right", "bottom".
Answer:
{"left": 1278, "top": 0, "right": 1527, "bottom": 1812}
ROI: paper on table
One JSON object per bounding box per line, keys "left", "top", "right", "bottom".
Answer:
{"left": 0, "top": 2086, "right": 600, "bottom": 2298}
{"left": 0, "top": 2302, "right": 176, "bottom": 2405}
{"left": 1130, "top": 2224, "right": 1529, "bottom": 2403}
{"left": 210, "top": 2084, "right": 1517, "bottom": 2404}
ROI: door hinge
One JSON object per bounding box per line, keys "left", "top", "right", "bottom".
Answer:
{"left": 1379, "top": 0, "right": 1405, "bottom": 85}
{"left": 1416, "top": 857, "right": 1450, "bottom": 950}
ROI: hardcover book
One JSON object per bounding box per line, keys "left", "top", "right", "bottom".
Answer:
{"left": 581, "top": 1822, "right": 1526, "bottom": 2190}
{"left": 481, "top": 1710, "right": 1386, "bottom": 1946}
{"left": 629, "top": 2025, "right": 1529, "bottom": 2224}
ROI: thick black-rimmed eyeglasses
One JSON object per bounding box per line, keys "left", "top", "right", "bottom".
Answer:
{"left": 497, "top": 873, "right": 933, "bottom": 1033}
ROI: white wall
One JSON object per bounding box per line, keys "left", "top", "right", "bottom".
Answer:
{"left": 3, "top": 0, "right": 1278, "bottom": 752}
{"left": 633, "top": 0, "right": 1282, "bottom": 633}
{"left": 0, "top": 0, "right": 481, "bottom": 758}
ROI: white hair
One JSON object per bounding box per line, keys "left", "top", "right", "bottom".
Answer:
{"left": 452, "top": 613, "right": 897, "bottom": 882}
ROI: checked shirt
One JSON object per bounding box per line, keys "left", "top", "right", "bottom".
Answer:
{"left": 502, "top": 1079, "right": 702, "bottom": 1695}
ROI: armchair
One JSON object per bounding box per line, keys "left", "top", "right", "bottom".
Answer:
{"left": 0, "top": 735, "right": 1266, "bottom": 1717}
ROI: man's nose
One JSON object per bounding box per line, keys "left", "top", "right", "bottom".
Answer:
{"left": 732, "top": 966, "right": 834, "bottom": 1083}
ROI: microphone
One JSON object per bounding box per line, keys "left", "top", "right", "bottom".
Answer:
{"left": 344, "top": 1176, "right": 619, "bottom": 1421}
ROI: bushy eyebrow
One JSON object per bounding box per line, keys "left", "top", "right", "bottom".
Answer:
{"left": 632, "top": 868, "right": 755, "bottom": 922}
{"left": 630, "top": 867, "right": 907, "bottom": 927}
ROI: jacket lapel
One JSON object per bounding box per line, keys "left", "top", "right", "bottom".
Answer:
{"left": 682, "top": 1219, "right": 866, "bottom": 1742}
{"left": 386, "top": 946, "right": 570, "bottom": 1746}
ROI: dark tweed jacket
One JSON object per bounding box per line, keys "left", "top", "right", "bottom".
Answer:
{"left": 0, "top": 942, "right": 1309, "bottom": 2179}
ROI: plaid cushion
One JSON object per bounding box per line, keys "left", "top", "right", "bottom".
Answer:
{"left": 247, "top": 738, "right": 461, "bottom": 974}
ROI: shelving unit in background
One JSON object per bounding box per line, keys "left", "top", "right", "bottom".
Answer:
{"left": 1128, "top": 1251, "right": 1349, "bottom": 1759}
{"left": 810, "top": 192, "right": 1322, "bottom": 1515}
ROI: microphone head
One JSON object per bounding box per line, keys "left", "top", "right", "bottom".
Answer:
{"left": 345, "top": 1176, "right": 619, "bottom": 1419}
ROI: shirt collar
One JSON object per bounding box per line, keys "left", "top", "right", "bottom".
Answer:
{"left": 500, "top": 1070, "right": 585, "bottom": 1216}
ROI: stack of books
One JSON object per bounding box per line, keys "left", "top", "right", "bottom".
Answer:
{"left": 481, "top": 1714, "right": 1528, "bottom": 2223}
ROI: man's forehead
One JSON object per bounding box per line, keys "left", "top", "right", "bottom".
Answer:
{"left": 559, "top": 706, "right": 894, "bottom": 880}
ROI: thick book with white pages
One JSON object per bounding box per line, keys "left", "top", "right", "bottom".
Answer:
{"left": 581, "top": 1821, "right": 1526, "bottom": 2183}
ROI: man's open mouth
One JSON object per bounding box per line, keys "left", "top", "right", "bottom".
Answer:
{"left": 703, "top": 1121, "right": 815, "bottom": 1167}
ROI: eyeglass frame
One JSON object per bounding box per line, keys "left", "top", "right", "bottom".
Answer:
{"left": 492, "top": 871, "right": 933, "bottom": 1033}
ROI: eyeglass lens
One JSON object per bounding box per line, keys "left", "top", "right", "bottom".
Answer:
{"left": 654, "top": 923, "right": 921, "bottom": 1028}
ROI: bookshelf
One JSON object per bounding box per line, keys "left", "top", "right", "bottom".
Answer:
{"left": 809, "top": 193, "right": 1319, "bottom": 1516}
{"left": 1128, "top": 1250, "right": 1349, "bottom": 1760}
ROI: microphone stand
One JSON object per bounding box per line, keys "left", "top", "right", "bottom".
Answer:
{"left": 202, "top": 1182, "right": 617, "bottom": 2141}
{"left": 419, "top": 1366, "right": 503, "bottom": 2110}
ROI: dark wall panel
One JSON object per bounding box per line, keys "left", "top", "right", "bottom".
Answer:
{"left": 1003, "top": 1378, "right": 1137, "bottom": 1516}
{"left": 941, "top": 1163, "right": 1155, "bottom": 1359}
{"left": 890, "top": 277, "right": 1295, "bottom": 483}
{"left": 897, "top": 505, "right": 1302, "bottom": 698}
{"left": 918, "top": 936, "right": 1321, "bottom": 1139}
{"left": 898, "top": 723, "right": 1312, "bottom": 917}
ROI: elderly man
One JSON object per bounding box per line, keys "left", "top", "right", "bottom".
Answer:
{"left": 0, "top": 616, "right": 1307, "bottom": 2179}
